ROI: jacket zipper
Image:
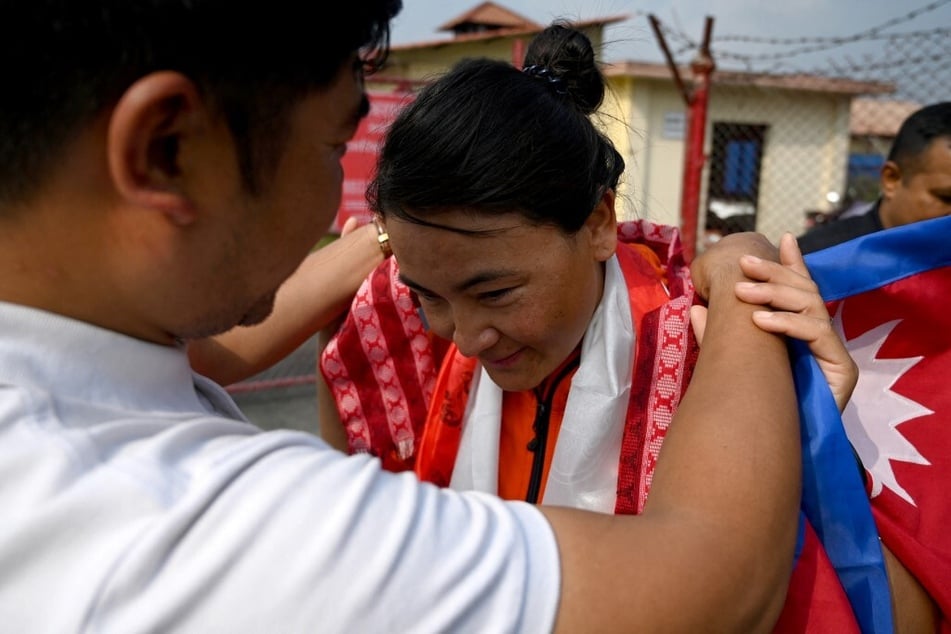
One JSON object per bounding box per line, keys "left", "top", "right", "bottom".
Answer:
{"left": 525, "top": 355, "right": 581, "bottom": 503}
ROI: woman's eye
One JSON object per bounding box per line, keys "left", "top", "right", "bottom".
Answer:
{"left": 415, "top": 290, "right": 441, "bottom": 303}
{"left": 481, "top": 288, "right": 514, "bottom": 302}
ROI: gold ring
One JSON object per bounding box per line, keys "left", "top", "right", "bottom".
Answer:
{"left": 372, "top": 218, "right": 392, "bottom": 258}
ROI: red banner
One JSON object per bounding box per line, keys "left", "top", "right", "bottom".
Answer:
{"left": 333, "top": 90, "right": 415, "bottom": 232}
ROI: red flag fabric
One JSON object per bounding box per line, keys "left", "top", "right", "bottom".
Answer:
{"left": 806, "top": 213, "right": 951, "bottom": 630}
{"left": 775, "top": 520, "right": 861, "bottom": 633}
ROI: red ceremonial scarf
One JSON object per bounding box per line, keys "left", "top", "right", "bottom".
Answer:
{"left": 413, "top": 221, "right": 696, "bottom": 517}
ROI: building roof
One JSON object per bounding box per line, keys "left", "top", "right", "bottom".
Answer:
{"left": 392, "top": 3, "right": 627, "bottom": 52}
{"left": 850, "top": 98, "right": 921, "bottom": 137}
{"left": 604, "top": 60, "right": 894, "bottom": 96}
{"left": 437, "top": 1, "right": 540, "bottom": 32}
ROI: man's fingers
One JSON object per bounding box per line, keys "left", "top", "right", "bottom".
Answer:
{"left": 340, "top": 216, "right": 360, "bottom": 236}
{"left": 689, "top": 305, "right": 707, "bottom": 346}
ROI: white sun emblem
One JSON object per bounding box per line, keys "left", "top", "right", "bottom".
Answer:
{"left": 834, "top": 305, "right": 933, "bottom": 506}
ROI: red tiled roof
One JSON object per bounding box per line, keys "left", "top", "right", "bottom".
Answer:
{"left": 393, "top": 13, "right": 628, "bottom": 52}
{"left": 437, "top": 1, "right": 540, "bottom": 32}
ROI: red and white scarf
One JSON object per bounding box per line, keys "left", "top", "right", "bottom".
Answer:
{"left": 321, "top": 219, "right": 696, "bottom": 513}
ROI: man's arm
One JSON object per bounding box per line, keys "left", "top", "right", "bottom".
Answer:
{"left": 188, "top": 221, "right": 383, "bottom": 386}
{"left": 544, "top": 233, "right": 801, "bottom": 633}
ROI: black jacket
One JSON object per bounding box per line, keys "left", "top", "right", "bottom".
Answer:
{"left": 797, "top": 201, "right": 885, "bottom": 254}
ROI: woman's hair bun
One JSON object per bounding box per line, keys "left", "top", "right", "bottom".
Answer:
{"left": 522, "top": 21, "right": 605, "bottom": 115}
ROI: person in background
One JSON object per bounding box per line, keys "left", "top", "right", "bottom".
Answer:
{"left": 0, "top": 2, "right": 810, "bottom": 631}
{"left": 798, "top": 101, "right": 951, "bottom": 253}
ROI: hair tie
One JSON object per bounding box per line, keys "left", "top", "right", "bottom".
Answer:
{"left": 522, "top": 64, "right": 567, "bottom": 96}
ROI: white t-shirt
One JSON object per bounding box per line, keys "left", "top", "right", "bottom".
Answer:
{"left": 0, "top": 302, "right": 560, "bottom": 633}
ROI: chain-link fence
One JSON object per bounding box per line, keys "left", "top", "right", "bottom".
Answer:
{"left": 680, "top": 12, "right": 951, "bottom": 250}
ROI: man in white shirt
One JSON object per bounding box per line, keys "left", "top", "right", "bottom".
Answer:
{"left": 0, "top": 1, "right": 807, "bottom": 631}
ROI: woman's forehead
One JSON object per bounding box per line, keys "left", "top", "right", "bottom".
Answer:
{"left": 389, "top": 215, "right": 571, "bottom": 280}
{"left": 387, "top": 208, "right": 532, "bottom": 236}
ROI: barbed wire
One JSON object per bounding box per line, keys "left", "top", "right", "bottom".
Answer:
{"left": 832, "top": 52, "right": 950, "bottom": 74}
{"left": 714, "top": 0, "right": 951, "bottom": 44}
{"left": 648, "top": 0, "right": 951, "bottom": 103}
{"left": 707, "top": 27, "right": 951, "bottom": 65}
{"left": 656, "top": 0, "right": 951, "bottom": 68}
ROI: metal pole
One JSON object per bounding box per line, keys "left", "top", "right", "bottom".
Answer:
{"left": 648, "top": 15, "right": 691, "bottom": 104}
{"left": 681, "top": 17, "right": 715, "bottom": 262}
{"left": 648, "top": 15, "right": 715, "bottom": 262}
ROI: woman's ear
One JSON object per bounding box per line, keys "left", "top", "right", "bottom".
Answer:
{"left": 585, "top": 188, "right": 619, "bottom": 262}
{"left": 106, "top": 71, "right": 205, "bottom": 226}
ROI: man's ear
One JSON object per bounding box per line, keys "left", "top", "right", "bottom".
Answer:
{"left": 107, "top": 71, "right": 205, "bottom": 226}
{"left": 585, "top": 188, "right": 619, "bottom": 262}
{"left": 880, "top": 160, "right": 902, "bottom": 200}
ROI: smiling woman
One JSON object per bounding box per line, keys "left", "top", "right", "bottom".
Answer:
{"left": 324, "top": 23, "right": 691, "bottom": 489}
{"left": 388, "top": 210, "right": 609, "bottom": 393}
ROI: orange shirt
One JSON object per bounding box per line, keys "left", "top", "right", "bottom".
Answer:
{"left": 497, "top": 351, "right": 579, "bottom": 501}
{"left": 497, "top": 243, "right": 665, "bottom": 502}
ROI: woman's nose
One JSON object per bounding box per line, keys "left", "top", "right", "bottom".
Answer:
{"left": 450, "top": 311, "right": 500, "bottom": 358}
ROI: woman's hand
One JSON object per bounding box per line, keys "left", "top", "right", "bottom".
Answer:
{"left": 690, "top": 233, "right": 857, "bottom": 412}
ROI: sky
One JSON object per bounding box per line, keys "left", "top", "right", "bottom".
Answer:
{"left": 389, "top": 0, "right": 951, "bottom": 83}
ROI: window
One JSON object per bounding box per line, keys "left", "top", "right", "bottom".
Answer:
{"left": 705, "top": 123, "right": 767, "bottom": 235}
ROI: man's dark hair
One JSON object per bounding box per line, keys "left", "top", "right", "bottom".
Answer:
{"left": 0, "top": 0, "right": 401, "bottom": 205}
{"left": 887, "top": 101, "right": 951, "bottom": 176}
